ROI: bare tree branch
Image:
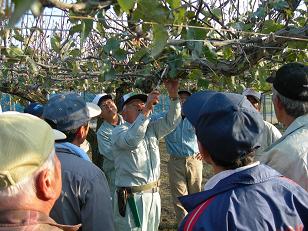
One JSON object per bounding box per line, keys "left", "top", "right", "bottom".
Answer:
{"left": 193, "top": 26, "right": 308, "bottom": 76}
{"left": 40, "top": 0, "right": 114, "bottom": 13}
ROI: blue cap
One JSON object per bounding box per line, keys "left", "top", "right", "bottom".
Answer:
{"left": 43, "top": 93, "right": 101, "bottom": 131}
{"left": 183, "top": 91, "right": 264, "bottom": 163}
{"left": 24, "top": 103, "right": 44, "bottom": 118}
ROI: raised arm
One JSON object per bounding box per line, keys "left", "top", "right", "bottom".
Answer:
{"left": 111, "top": 116, "right": 150, "bottom": 150}
{"left": 151, "top": 79, "right": 181, "bottom": 139}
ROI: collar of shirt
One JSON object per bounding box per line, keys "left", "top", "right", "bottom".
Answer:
{"left": 0, "top": 210, "right": 81, "bottom": 231}
{"left": 284, "top": 113, "right": 308, "bottom": 137}
{"left": 204, "top": 161, "right": 260, "bottom": 190}
{"left": 55, "top": 142, "right": 91, "bottom": 161}
{"left": 264, "top": 113, "right": 308, "bottom": 153}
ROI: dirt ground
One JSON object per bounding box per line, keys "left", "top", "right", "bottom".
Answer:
{"left": 158, "top": 141, "right": 214, "bottom": 230}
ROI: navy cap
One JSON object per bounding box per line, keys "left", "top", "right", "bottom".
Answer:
{"left": 24, "top": 103, "right": 44, "bottom": 117}
{"left": 178, "top": 90, "right": 192, "bottom": 96}
{"left": 183, "top": 91, "right": 264, "bottom": 163}
{"left": 266, "top": 62, "right": 308, "bottom": 101}
{"left": 43, "top": 93, "right": 101, "bottom": 131}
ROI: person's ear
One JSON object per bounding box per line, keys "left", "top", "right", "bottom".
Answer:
{"left": 77, "top": 125, "right": 89, "bottom": 139}
{"left": 36, "top": 169, "right": 58, "bottom": 200}
{"left": 275, "top": 95, "right": 284, "bottom": 111}
{"left": 121, "top": 106, "right": 128, "bottom": 119}
{"left": 257, "top": 102, "right": 261, "bottom": 111}
{"left": 273, "top": 94, "right": 284, "bottom": 115}
{"left": 197, "top": 141, "right": 213, "bottom": 164}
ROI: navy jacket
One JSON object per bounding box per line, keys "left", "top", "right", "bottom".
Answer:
{"left": 51, "top": 147, "right": 115, "bottom": 231}
{"left": 179, "top": 164, "right": 308, "bottom": 231}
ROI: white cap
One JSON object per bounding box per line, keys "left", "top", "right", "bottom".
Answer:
{"left": 86, "top": 102, "right": 102, "bottom": 118}
{"left": 242, "top": 88, "right": 261, "bottom": 102}
{"left": 92, "top": 93, "right": 112, "bottom": 105}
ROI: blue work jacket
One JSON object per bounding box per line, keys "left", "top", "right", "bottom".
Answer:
{"left": 178, "top": 164, "right": 308, "bottom": 231}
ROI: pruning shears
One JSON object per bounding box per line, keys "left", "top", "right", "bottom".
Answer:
{"left": 155, "top": 65, "right": 169, "bottom": 90}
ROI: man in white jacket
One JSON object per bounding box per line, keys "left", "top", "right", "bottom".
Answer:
{"left": 95, "top": 93, "right": 123, "bottom": 198}
{"left": 111, "top": 80, "right": 181, "bottom": 231}
{"left": 258, "top": 62, "right": 308, "bottom": 191}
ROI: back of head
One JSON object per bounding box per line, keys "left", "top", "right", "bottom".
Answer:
{"left": 43, "top": 93, "right": 101, "bottom": 132}
{"left": 268, "top": 62, "right": 308, "bottom": 101}
{"left": 267, "top": 63, "right": 308, "bottom": 119}
{"left": 183, "top": 91, "right": 264, "bottom": 167}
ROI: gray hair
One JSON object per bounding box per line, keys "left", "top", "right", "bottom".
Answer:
{"left": 0, "top": 150, "right": 56, "bottom": 198}
{"left": 273, "top": 87, "right": 308, "bottom": 118}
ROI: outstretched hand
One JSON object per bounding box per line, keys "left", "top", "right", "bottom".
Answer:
{"left": 142, "top": 90, "right": 160, "bottom": 117}
{"left": 164, "top": 79, "right": 179, "bottom": 98}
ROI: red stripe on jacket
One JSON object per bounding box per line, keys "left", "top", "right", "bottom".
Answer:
{"left": 183, "top": 196, "right": 216, "bottom": 231}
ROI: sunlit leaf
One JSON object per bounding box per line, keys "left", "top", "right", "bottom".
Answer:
{"left": 294, "top": 16, "right": 306, "bottom": 27}
{"left": 254, "top": 6, "right": 266, "bottom": 18}
{"left": 50, "top": 35, "right": 61, "bottom": 53}
{"left": 113, "top": 4, "right": 122, "bottom": 16}
{"left": 166, "top": 0, "right": 181, "bottom": 9}
{"left": 203, "top": 45, "right": 217, "bottom": 61}
{"left": 186, "top": 11, "right": 195, "bottom": 19}
{"left": 104, "top": 37, "right": 120, "bottom": 53}
{"left": 167, "top": 53, "right": 183, "bottom": 78}
{"left": 186, "top": 22, "right": 207, "bottom": 40}
{"left": 191, "top": 42, "right": 203, "bottom": 59}
{"left": 69, "top": 24, "right": 83, "bottom": 36}
{"left": 69, "top": 49, "right": 81, "bottom": 57}
{"left": 131, "top": 48, "right": 149, "bottom": 63}
{"left": 150, "top": 24, "right": 168, "bottom": 58}
{"left": 9, "top": 0, "right": 36, "bottom": 26}
{"left": 174, "top": 8, "right": 186, "bottom": 25}
{"left": 114, "top": 48, "right": 127, "bottom": 61}
{"left": 104, "top": 69, "right": 116, "bottom": 81}
{"left": 30, "top": 1, "right": 42, "bottom": 17}
{"left": 13, "top": 30, "right": 24, "bottom": 42}
{"left": 272, "top": 0, "right": 288, "bottom": 11}
{"left": 197, "top": 78, "right": 209, "bottom": 89}
{"left": 117, "top": 0, "right": 135, "bottom": 13}
{"left": 211, "top": 8, "right": 222, "bottom": 20}
{"left": 80, "top": 19, "right": 93, "bottom": 47}
{"left": 96, "top": 22, "right": 105, "bottom": 36}
{"left": 222, "top": 47, "right": 233, "bottom": 60}
{"left": 97, "top": 12, "right": 111, "bottom": 29}
{"left": 261, "top": 20, "right": 284, "bottom": 33}
{"left": 26, "top": 57, "right": 38, "bottom": 75}
{"left": 7, "top": 46, "right": 24, "bottom": 57}
{"left": 133, "top": 0, "right": 169, "bottom": 24}
{"left": 287, "top": 41, "right": 308, "bottom": 49}
{"left": 188, "top": 69, "right": 203, "bottom": 80}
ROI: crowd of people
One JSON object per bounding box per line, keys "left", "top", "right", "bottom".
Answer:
{"left": 0, "top": 62, "right": 307, "bottom": 231}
